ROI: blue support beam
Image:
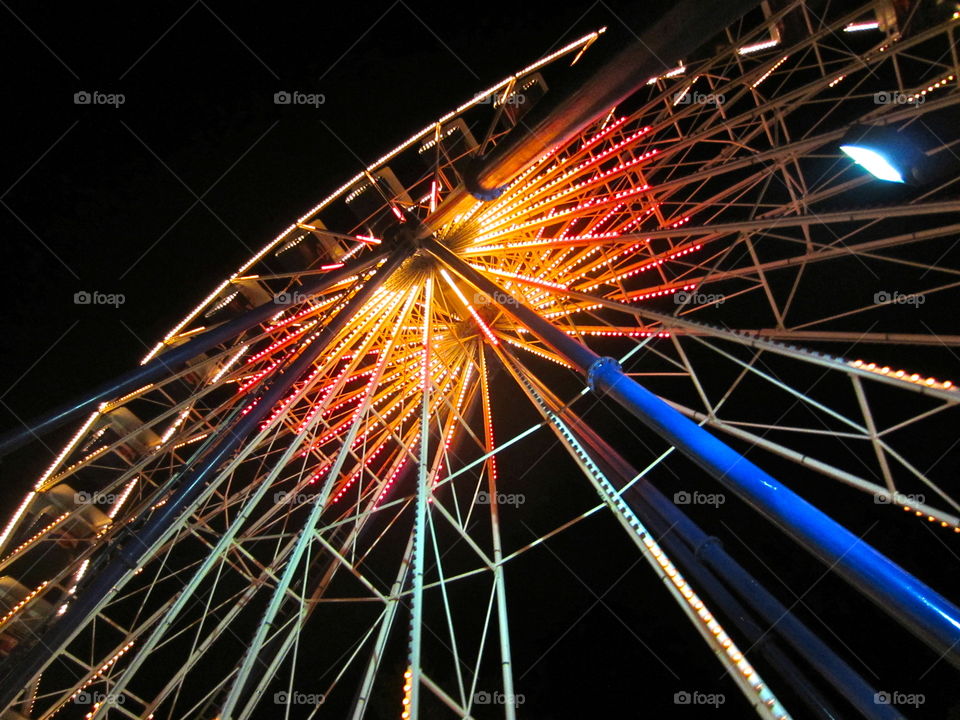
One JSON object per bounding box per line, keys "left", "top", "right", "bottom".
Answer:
{"left": 0, "top": 248, "right": 390, "bottom": 459}
{"left": 560, "top": 403, "right": 903, "bottom": 719}
{"left": 426, "top": 236, "right": 960, "bottom": 667}
{"left": 0, "top": 249, "right": 409, "bottom": 710}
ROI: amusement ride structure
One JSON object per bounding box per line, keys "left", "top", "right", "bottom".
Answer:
{"left": 1, "top": 0, "right": 959, "bottom": 717}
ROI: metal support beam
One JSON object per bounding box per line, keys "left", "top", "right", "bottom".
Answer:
{"left": 423, "top": 0, "right": 761, "bottom": 229}
{"left": 559, "top": 405, "right": 901, "bottom": 720}
{"left": 464, "top": 0, "right": 761, "bottom": 198}
{"left": 425, "top": 236, "right": 960, "bottom": 667}
{"left": 0, "top": 248, "right": 410, "bottom": 711}
{"left": 0, "top": 249, "right": 390, "bottom": 458}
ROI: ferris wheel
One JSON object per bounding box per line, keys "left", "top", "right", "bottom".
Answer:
{"left": 1, "top": 0, "right": 960, "bottom": 717}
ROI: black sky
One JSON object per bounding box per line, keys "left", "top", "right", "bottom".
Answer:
{"left": 1, "top": 2, "right": 958, "bottom": 718}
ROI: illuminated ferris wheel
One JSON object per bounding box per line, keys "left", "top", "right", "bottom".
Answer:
{"left": 2, "top": 1, "right": 960, "bottom": 718}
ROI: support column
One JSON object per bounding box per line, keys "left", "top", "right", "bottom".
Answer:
{"left": 0, "top": 249, "right": 390, "bottom": 458}
{"left": 424, "top": 236, "right": 960, "bottom": 667}
{"left": 0, "top": 248, "right": 410, "bottom": 711}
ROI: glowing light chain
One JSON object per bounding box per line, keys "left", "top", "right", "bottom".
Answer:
{"left": 476, "top": 129, "right": 654, "bottom": 232}
{"left": 317, "top": 289, "right": 418, "bottom": 447}
{"left": 108, "top": 477, "right": 139, "bottom": 520}
{"left": 173, "top": 433, "right": 210, "bottom": 450}
{"left": 480, "top": 361, "right": 499, "bottom": 499}
{"left": 472, "top": 230, "right": 623, "bottom": 254}
{"left": 101, "top": 384, "right": 155, "bottom": 412}
{"left": 304, "top": 366, "right": 458, "bottom": 503}
{"left": 475, "top": 183, "right": 651, "bottom": 245}
{"left": 646, "top": 63, "right": 687, "bottom": 85}
{"left": 300, "top": 365, "right": 427, "bottom": 452}
{"left": 71, "top": 641, "right": 136, "bottom": 719}
{"left": 238, "top": 362, "right": 279, "bottom": 393}
{"left": 432, "top": 364, "right": 473, "bottom": 492}
{"left": 139, "top": 30, "right": 607, "bottom": 365}
{"left": 849, "top": 359, "right": 955, "bottom": 391}
{"left": 581, "top": 116, "right": 627, "bottom": 149}
{"left": 581, "top": 240, "right": 701, "bottom": 291}
{"left": 843, "top": 21, "right": 880, "bottom": 32}
{"left": 35, "top": 411, "right": 102, "bottom": 490}
{"left": 345, "top": 370, "right": 458, "bottom": 500}
{"left": 467, "top": 264, "right": 569, "bottom": 292}
{"left": 0, "top": 492, "right": 37, "bottom": 550}
{"left": 400, "top": 666, "right": 413, "bottom": 718}
{"left": 58, "top": 557, "right": 93, "bottom": 614}
{"left": 751, "top": 55, "right": 790, "bottom": 89}
{"left": 269, "top": 300, "right": 333, "bottom": 331}
{"left": 902, "top": 74, "right": 955, "bottom": 104}
{"left": 49, "top": 445, "right": 110, "bottom": 484}
{"left": 210, "top": 345, "right": 250, "bottom": 384}
{"left": 901, "top": 503, "right": 960, "bottom": 533}
{"left": 478, "top": 125, "right": 652, "bottom": 225}
{"left": 275, "top": 292, "right": 405, "bottom": 434}
{"left": 439, "top": 270, "right": 499, "bottom": 345}
{"left": 377, "top": 454, "right": 413, "bottom": 505}
{"left": 564, "top": 417, "right": 792, "bottom": 720}
{"left": 2, "top": 513, "right": 69, "bottom": 563}
{"left": 158, "top": 409, "right": 192, "bottom": 446}
{"left": 642, "top": 532, "right": 789, "bottom": 718}
{"left": 502, "top": 337, "right": 573, "bottom": 368}
{"left": 479, "top": 153, "right": 568, "bottom": 219}
{"left": 246, "top": 323, "right": 317, "bottom": 365}
{"left": 623, "top": 282, "right": 698, "bottom": 303}
{"left": 586, "top": 202, "right": 625, "bottom": 234}
{"left": 519, "top": 327, "right": 670, "bottom": 338}
{"left": 0, "top": 581, "right": 49, "bottom": 630}
{"left": 300, "top": 360, "right": 448, "bottom": 455}
{"left": 738, "top": 38, "right": 780, "bottom": 55}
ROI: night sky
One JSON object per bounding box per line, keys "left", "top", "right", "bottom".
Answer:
{"left": 1, "top": 2, "right": 958, "bottom": 718}
{"left": 0, "top": 0, "right": 640, "bottom": 502}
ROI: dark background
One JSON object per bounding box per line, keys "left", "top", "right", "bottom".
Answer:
{"left": 0, "top": 2, "right": 958, "bottom": 718}
{"left": 0, "top": 0, "right": 645, "bottom": 505}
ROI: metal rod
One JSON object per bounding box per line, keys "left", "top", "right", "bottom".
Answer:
{"left": 463, "top": 0, "right": 761, "bottom": 198}
{"left": 408, "top": 276, "right": 433, "bottom": 719}
{"left": 0, "top": 248, "right": 410, "bottom": 711}
{"left": 426, "top": 236, "right": 960, "bottom": 667}
{"left": 422, "top": 0, "right": 761, "bottom": 230}
{"left": 0, "top": 249, "right": 390, "bottom": 459}
{"left": 479, "top": 347, "right": 517, "bottom": 720}
{"left": 563, "top": 407, "right": 900, "bottom": 720}
{"left": 630, "top": 500, "right": 847, "bottom": 720}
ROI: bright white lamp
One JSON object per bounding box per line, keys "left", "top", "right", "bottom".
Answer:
{"left": 839, "top": 144, "right": 906, "bottom": 183}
